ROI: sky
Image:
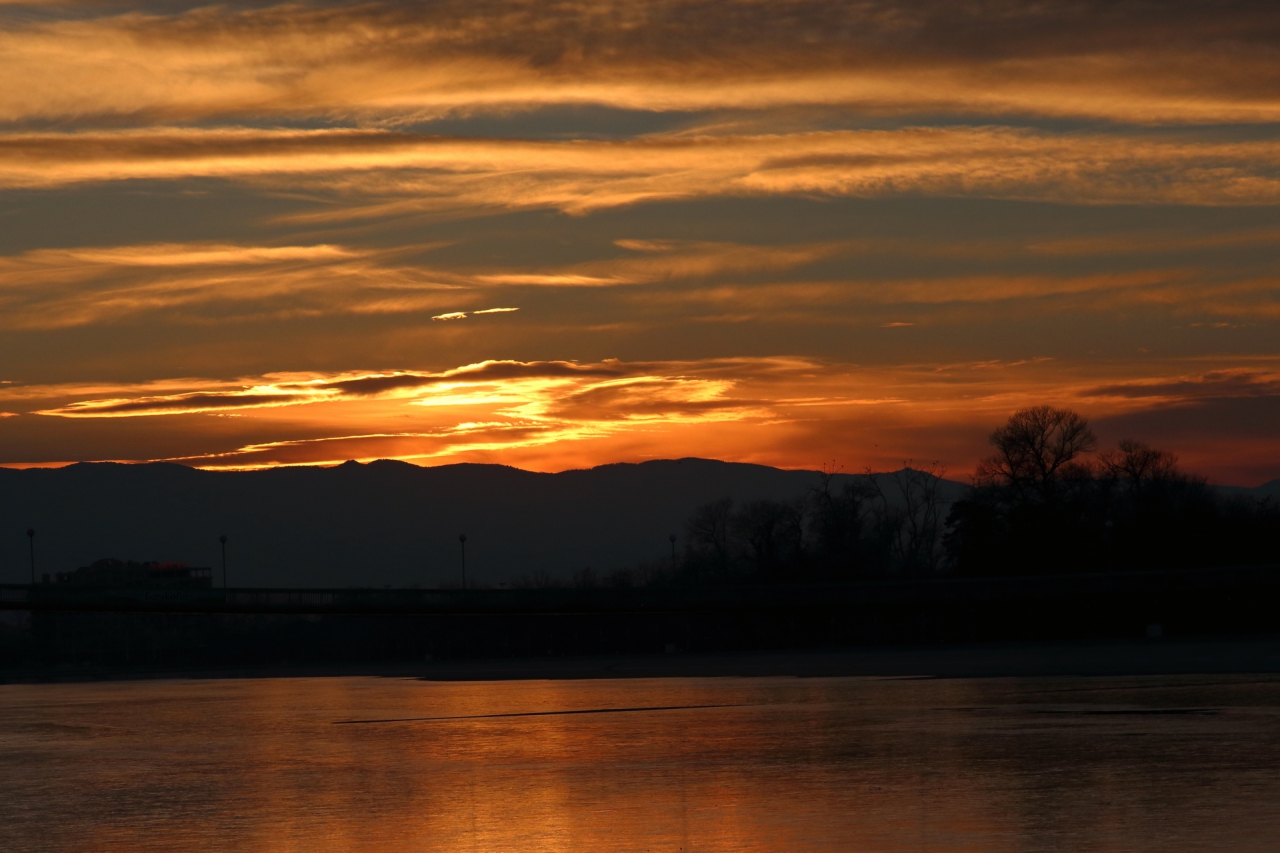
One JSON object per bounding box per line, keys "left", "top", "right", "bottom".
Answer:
{"left": 1, "top": 0, "right": 1278, "bottom": 485}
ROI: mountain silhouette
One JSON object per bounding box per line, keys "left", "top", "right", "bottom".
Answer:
{"left": 1, "top": 458, "right": 971, "bottom": 588}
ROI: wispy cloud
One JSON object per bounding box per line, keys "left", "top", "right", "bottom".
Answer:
{"left": 429, "top": 306, "right": 520, "bottom": 320}
{"left": 4, "top": 128, "right": 1279, "bottom": 212}
{"left": 2, "top": 231, "right": 1274, "bottom": 335}
{"left": 1, "top": 0, "right": 1278, "bottom": 124}
{"left": 33, "top": 360, "right": 639, "bottom": 417}
{"left": 1082, "top": 369, "right": 1280, "bottom": 403}
{"left": 0, "top": 240, "right": 470, "bottom": 328}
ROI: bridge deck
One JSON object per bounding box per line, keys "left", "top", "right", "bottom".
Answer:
{"left": 2, "top": 564, "right": 1277, "bottom": 615}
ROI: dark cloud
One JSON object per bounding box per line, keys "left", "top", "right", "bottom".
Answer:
{"left": 39, "top": 360, "right": 643, "bottom": 417}
{"left": 89, "top": 0, "right": 1280, "bottom": 70}
{"left": 1092, "top": 395, "right": 1280, "bottom": 485}
{"left": 548, "top": 378, "right": 763, "bottom": 420}
{"left": 1094, "top": 395, "right": 1280, "bottom": 443}
{"left": 53, "top": 391, "right": 301, "bottom": 416}
{"left": 320, "top": 361, "right": 629, "bottom": 397}
{"left": 3, "top": 0, "right": 1278, "bottom": 125}
{"left": 1083, "top": 371, "right": 1280, "bottom": 400}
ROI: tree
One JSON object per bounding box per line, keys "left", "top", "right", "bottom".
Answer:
{"left": 1099, "top": 439, "right": 1179, "bottom": 488}
{"left": 807, "top": 465, "right": 874, "bottom": 577}
{"left": 950, "top": 407, "right": 1100, "bottom": 575}
{"left": 865, "top": 463, "right": 949, "bottom": 576}
{"left": 731, "top": 498, "right": 806, "bottom": 578}
{"left": 685, "top": 497, "right": 735, "bottom": 577}
{"left": 975, "top": 405, "right": 1096, "bottom": 501}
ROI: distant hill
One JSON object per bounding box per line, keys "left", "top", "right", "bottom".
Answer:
{"left": 1253, "top": 480, "right": 1280, "bottom": 500}
{"left": 0, "top": 459, "right": 969, "bottom": 588}
{"left": 1213, "top": 479, "right": 1280, "bottom": 501}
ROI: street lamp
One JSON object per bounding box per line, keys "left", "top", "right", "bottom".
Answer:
{"left": 26, "top": 528, "right": 34, "bottom": 584}
{"left": 669, "top": 533, "right": 677, "bottom": 568}
{"left": 458, "top": 533, "right": 467, "bottom": 590}
{"left": 219, "top": 534, "right": 227, "bottom": 588}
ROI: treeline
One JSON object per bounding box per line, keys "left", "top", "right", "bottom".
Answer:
{"left": 945, "top": 406, "right": 1278, "bottom": 576}
{"left": 515, "top": 463, "right": 957, "bottom": 587}
{"left": 513, "top": 406, "right": 1278, "bottom": 588}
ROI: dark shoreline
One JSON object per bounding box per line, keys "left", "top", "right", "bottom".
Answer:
{"left": 4, "top": 634, "right": 1280, "bottom": 685}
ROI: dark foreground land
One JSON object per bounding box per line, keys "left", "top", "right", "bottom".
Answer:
{"left": 2, "top": 563, "right": 1280, "bottom": 684}
{"left": 3, "top": 635, "right": 1280, "bottom": 685}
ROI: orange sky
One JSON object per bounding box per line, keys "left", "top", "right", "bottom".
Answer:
{"left": 1, "top": 0, "right": 1278, "bottom": 484}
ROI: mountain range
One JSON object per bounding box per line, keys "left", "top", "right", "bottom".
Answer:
{"left": 3, "top": 459, "right": 1274, "bottom": 588}
{"left": 0, "top": 458, "right": 964, "bottom": 588}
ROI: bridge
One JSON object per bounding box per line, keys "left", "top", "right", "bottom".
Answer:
{"left": 1, "top": 563, "right": 1277, "bottom": 615}
{"left": 1, "top": 565, "right": 1277, "bottom": 667}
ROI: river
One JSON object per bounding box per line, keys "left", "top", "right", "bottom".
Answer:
{"left": 1, "top": 673, "right": 1278, "bottom": 851}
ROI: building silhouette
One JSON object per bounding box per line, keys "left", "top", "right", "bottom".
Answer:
{"left": 54, "top": 558, "right": 213, "bottom": 589}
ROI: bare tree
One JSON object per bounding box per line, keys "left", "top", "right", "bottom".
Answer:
{"left": 807, "top": 463, "right": 873, "bottom": 573}
{"left": 511, "top": 570, "right": 560, "bottom": 589}
{"left": 975, "top": 406, "right": 1096, "bottom": 500}
{"left": 1099, "top": 439, "right": 1180, "bottom": 487}
{"left": 685, "top": 497, "right": 735, "bottom": 576}
{"left": 731, "top": 498, "right": 806, "bottom": 577}
{"left": 570, "top": 566, "right": 599, "bottom": 588}
{"left": 866, "top": 462, "right": 949, "bottom": 575}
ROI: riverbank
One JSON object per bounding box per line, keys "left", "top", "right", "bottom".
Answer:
{"left": 4, "top": 634, "right": 1280, "bottom": 684}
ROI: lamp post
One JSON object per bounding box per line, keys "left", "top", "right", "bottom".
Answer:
{"left": 26, "top": 528, "right": 34, "bottom": 584}
{"left": 1104, "top": 519, "right": 1114, "bottom": 572}
{"left": 458, "top": 533, "right": 467, "bottom": 590}
{"left": 219, "top": 534, "right": 227, "bottom": 588}
{"left": 669, "top": 533, "right": 677, "bottom": 569}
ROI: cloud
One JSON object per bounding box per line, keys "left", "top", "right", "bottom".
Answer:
{"left": 474, "top": 274, "right": 621, "bottom": 287}
{"left": 33, "top": 360, "right": 637, "bottom": 417}
{"left": 1082, "top": 369, "right": 1280, "bottom": 403}
{"left": 2, "top": 231, "right": 1273, "bottom": 335}
{"left": 4, "top": 127, "right": 1280, "bottom": 214}
{"left": 1, "top": 0, "right": 1278, "bottom": 125}
{"left": 7, "top": 354, "right": 1280, "bottom": 482}
{"left": 1025, "top": 226, "right": 1280, "bottom": 258}
{"left": 0, "top": 240, "right": 472, "bottom": 329}
{"left": 429, "top": 306, "right": 518, "bottom": 320}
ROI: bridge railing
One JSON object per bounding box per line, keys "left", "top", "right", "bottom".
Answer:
{"left": 1, "top": 563, "right": 1278, "bottom": 615}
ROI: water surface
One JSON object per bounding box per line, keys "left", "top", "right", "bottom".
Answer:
{"left": 1, "top": 673, "right": 1278, "bottom": 851}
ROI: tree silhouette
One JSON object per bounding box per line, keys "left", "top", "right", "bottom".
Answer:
{"left": 865, "top": 463, "right": 948, "bottom": 577}
{"left": 685, "top": 497, "right": 735, "bottom": 577}
{"left": 976, "top": 405, "right": 1096, "bottom": 501}
{"left": 1099, "top": 439, "right": 1179, "bottom": 487}
{"left": 948, "top": 407, "right": 1279, "bottom": 576}
{"left": 731, "top": 498, "right": 806, "bottom": 578}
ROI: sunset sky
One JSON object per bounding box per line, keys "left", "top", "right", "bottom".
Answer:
{"left": 1, "top": 0, "right": 1278, "bottom": 484}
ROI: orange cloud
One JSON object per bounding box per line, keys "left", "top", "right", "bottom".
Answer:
{"left": 0, "top": 241, "right": 471, "bottom": 329}
{"left": 3, "top": 128, "right": 1279, "bottom": 213}
{"left": 1082, "top": 369, "right": 1280, "bottom": 404}
{"left": 1, "top": 1, "right": 1277, "bottom": 124}
{"left": 33, "top": 360, "right": 637, "bottom": 417}
{"left": 3, "top": 235, "right": 1273, "bottom": 336}
{"left": 3, "top": 354, "right": 1274, "bottom": 483}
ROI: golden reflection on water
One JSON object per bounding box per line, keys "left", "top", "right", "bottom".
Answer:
{"left": 1, "top": 674, "right": 1279, "bottom": 852}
